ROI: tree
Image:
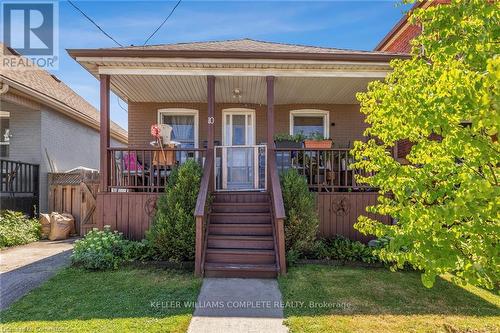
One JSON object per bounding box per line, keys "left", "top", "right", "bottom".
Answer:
{"left": 353, "top": 0, "right": 499, "bottom": 289}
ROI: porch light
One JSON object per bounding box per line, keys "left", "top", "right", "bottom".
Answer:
{"left": 232, "top": 88, "right": 242, "bottom": 100}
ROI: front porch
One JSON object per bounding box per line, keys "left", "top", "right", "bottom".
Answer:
{"left": 69, "top": 40, "right": 401, "bottom": 277}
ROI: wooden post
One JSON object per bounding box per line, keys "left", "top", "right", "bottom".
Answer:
{"left": 207, "top": 75, "right": 215, "bottom": 150}
{"left": 100, "top": 74, "right": 110, "bottom": 192}
{"left": 266, "top": 76, "right": 275, "bottom": 189}
{"left": 266, "top": 76, "right": 275, "bottom": 149}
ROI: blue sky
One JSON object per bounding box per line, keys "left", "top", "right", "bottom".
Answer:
{"left": 53, "top": 0, "right": 410, "bottom": 130}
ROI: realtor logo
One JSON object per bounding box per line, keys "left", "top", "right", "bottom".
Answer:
{"left": 1, "top": 0, "right": 59, "bottom": 68}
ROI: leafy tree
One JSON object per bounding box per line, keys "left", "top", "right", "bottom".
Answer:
{"left": 353, "top": 0, "right": 499, "bottom": 289}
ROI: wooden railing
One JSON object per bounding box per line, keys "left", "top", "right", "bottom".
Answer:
{"left": 1, "top": 159, "right": 40, "bottom": 217}
{"left": 194, "top": 151, "right": 214, "bottom": 277}
{"left": 268, "top": 152, "right": 287, "bottom": 275}
{"left": 0, "top": 159, "right": 39, "bottom": 195}
{"left": 108, "top": 147, "right": 206, "bottom": 192}
{"left": 274, "top": 148, "right": 374, "bottom": 192}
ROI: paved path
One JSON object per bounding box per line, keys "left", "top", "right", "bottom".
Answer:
{"left": 0, "top": 239, "right": 76, "bottom": 310}
{"left": 188, "top": 278, "right": 288, "bottom": 333}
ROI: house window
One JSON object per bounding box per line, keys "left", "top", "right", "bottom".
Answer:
{"left": 0, "top": 111, "right": 10, "bottom": 158}
{"left": 158, "top": 109, "right": 199, "bottom": 148}
{"left": 290, "top": 110, "right": 329, "bottom": 138}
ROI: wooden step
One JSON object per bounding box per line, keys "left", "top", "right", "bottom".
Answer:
{"left": 211, "top": 202, "right": 270, "bottom": 213}
{"left": 207, "top": 235, "right": 274, "bottom": 250}
{"left": 204, "top": 263, "right": 278, "bottom": 278}
{"left": 210, "top": 212, "right": 271, "bottom": 224}
{"left": 206, "top": 248, "right": 276, "bottom": 265}
{"left": 213, "top": 192, "right": 269, "bottom": 204}
{"left": 208, "top": 223, "right": 273, "bottom": 236}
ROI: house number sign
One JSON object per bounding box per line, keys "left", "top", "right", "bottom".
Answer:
{"left": 208, "top": 117, "right": 215, "bottom": 124}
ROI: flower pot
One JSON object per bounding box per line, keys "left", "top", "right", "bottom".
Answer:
{"left": 275, "top": 140, "right": 302, "bottom": 149}
{"left": 303, "top": 140, "right": 333, "bottom": 149}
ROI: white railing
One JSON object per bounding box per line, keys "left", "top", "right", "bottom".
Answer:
{"left": 214, "top": 145, "right": 267, "bottom": 191}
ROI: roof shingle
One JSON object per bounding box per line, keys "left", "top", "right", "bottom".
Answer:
{"left": 0, "top": 43, "right": 127, "bottom": 142}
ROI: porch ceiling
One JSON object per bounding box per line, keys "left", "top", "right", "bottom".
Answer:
{"left": 72, "top": 57, "right": 391, "bottom": 104}
{"left": 109, "top": 75, "right": 378, "bottom": 104}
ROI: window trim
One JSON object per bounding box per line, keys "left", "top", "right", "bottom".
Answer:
{"left": 289, "top": 109, "right": 330, "bottom": 138}
{"left": 157, "top": 108, "right": 199, "bottom": 148}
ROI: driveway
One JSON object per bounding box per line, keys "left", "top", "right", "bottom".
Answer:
{"left": 0, "top": 239, "right": 76, "bottom": 310}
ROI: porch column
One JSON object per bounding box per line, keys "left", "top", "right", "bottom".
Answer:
{"left": 207, "top": 75, "right": 215, "bottom": 150}
{"left": 266, "top": 76, "right": 275, "bottom": 151}
{"left": 99, "top": 74, "right": 110, "bottom": 192}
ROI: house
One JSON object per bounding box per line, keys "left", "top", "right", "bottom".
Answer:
{"left": 375, "top": 0, "right": 448, "bottom": 159}
{"left": 68, "top": 38, "right": 407, "bottom": 277}
{"left": 0, "top": 43, "right": 128, "bottom": 216}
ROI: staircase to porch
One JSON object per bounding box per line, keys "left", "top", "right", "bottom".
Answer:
{"left": 204, "top": 192, "right": 279, "bottom": 278}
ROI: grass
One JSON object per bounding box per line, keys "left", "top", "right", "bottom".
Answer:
{"left": 278, "top": 265, "right": 500, "bottom": 333}
{"left": 0, "top": 267, "right": 202, "bottom": 333}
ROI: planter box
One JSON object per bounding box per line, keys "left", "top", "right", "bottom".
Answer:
{"left": 275, "top": 140, "right": 302, "bottom": 149}
{"left": 304, "top": 140, "right": 333, "bottom": 149}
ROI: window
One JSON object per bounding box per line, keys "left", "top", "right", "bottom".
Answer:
{"left": 290, "top": 110, "right": 329, "bottom": 138}
{"left": 158, "top": 109, "right": 199, "bottom": 148}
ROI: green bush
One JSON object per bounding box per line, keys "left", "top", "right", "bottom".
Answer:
{"left": 147, "top": 159, "right": 202, "bottom": 261}
{"left": 310, "top": 236, "right": 378, "bottom": 263}
{"left": 71, "top": 226, "right": 150, "bottom": 270}
{"left": 280, "top": 169, "right": 319, "bottom": 258}
{"left": 0, "top": 210, "right": 40, "bottom": 248}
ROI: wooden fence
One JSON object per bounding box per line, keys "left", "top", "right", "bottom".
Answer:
{"left": 316, "top": 192, "right": 391, "bottom": 243}
{"left": 48, "top": 170, "right": 99, "bottom": 235}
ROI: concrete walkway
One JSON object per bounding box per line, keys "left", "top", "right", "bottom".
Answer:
{"left": 0, "top": 239, "right": 76, "bottom": 310}
{"left": 188, "top": 278, "right": 288, "bottom": 333}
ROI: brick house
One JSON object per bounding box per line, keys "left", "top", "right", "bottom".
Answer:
{"left": 68, "top": 38, "right": 408, "bottom": 277}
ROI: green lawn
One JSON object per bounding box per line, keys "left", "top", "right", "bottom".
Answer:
{"left": 0, "top": 267, "right": 202, "bottom": 333}
{"left": 278, "top": 265, "right": 500, "bottom": 333}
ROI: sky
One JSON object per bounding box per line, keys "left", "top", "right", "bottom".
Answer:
{"left": 48, "top": 0, "right": 411, "bottom": 131}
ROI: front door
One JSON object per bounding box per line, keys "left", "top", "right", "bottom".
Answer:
{"left": 221, "top": 110, "right": 256, "bottom": 190}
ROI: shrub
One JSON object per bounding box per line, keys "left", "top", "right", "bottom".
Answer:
{"left": 147, "top": 159, "right": 202, "bottom": 261}
{"left": 71, "top": 226, "right": 150, "bottom": 270}
{"left": 0, "top": 210, "right": 40, "bottom": 248}
{"left": 280, "top": 169, "right": 319, "bottom": 256}
{"left": 310, "top": 235, "right": 378, "bottom": 263}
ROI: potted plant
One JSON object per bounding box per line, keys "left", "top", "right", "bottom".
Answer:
{"left": 303, "top": 132, "right": 333, "bottom": 149}
{"left": 274, "top": 133, "right": 305, "bottom": 149}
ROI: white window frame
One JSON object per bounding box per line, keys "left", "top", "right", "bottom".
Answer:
{"left": 222, "top": 108, "right": 256, "bottom": 146}
{"left": 289, "top": 109, "right": 330, "bottom": 138}
{"left": 157, "top": 108, "right": 199, "bottom": 148}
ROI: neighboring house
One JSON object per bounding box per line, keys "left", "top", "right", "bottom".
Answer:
{"left": 0, "top": 43, "right": 127, "bottom": 215}
{"left": 69, "top": 38, "right": 407, "bottom": 277}
{"left": 375, "top": 0, "right": 448, "bottom": 159}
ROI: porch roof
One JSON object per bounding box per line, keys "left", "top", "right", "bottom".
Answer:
{"left": 68, "top": 39, "right": 407, "bottom": 105}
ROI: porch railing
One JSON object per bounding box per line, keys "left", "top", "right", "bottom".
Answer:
{"left": 0, "top": 159, "right": 40, "bottom": 217}
{"left": 194, "top": 151, "right": 214, "bottom": 277}
{"left": 108, "top": 147, "right": 206, "bottom": 192}
{"left": 274, "top": 148, "right": 374, "bottom": 191}
{"left": 0, "top": 159, "right": 40, "bottom": 195}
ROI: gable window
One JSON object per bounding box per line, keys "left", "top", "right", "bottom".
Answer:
{"left": 158, "top": 109, "right": 199, "bottom": 148}
{"left": 289, "top": 110, "right": 329, "bottom": 138}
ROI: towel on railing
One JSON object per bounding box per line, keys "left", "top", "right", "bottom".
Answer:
{"left": 123, "top": 152, "right": 143, "bottom": 172}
